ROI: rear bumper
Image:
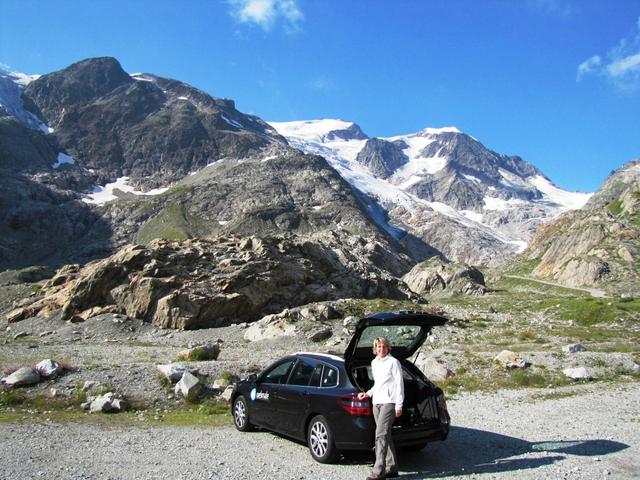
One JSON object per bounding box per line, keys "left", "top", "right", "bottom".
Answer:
{"left": 334, "top": 417, "right": 449, "bottom": 451}
{"left": 393, "top": 422, "right": 449, "bottom": 446}
{"left": 334, "top": 415, "right": 375, "bottom": 450}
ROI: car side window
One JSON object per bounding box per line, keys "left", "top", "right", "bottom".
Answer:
{"left": 289, "top": 359, "right": 317, "bottom": 386}
{"left": 262, "top": 359, "right": 295, "bottom": 384}
{"left": 321, "top": 365, "right": 338, "bottom": 387}
{"left": 309, "top": 364, "right": 322, "bottom": 387}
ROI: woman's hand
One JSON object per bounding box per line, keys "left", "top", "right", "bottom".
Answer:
{"left": 357, "top": 392, "right": 368, "bottom": 400}
{"left": 395, "top": 408, "right": 402, "bottom": 418}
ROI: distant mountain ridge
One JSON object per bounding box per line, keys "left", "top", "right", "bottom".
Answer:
{"left": 0, "top": 56, "right": 617, "bottom": 293}
{"left": 0, "top": 58, "right": 410, "bottom": 275}
{"left": 269, "top": 119, "right": 592, "bottom": 265}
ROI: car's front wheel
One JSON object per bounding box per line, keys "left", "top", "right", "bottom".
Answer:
{"left": 307, "top": 415, "right": 337, "bottom": 463}
{"left": 233, "top": 395, "right": 253, "bottom": 432}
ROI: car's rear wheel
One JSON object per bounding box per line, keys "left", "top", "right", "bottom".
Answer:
{"left": 307, "top": 415, "right": 337, "bottom": 463}
{"left": 233, "top": 395, "right": 253, "bottom": 432}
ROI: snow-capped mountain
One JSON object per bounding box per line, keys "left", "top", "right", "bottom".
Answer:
{"left": 269, "top": 119, "right": 592, "bottom": 265}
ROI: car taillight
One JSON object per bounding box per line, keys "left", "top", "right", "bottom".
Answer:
{"left": 338, "top": 394, "right": 371, "bottom": 415}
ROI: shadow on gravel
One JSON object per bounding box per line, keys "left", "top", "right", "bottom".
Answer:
{"left": 380, "top": 426, "right": 629, "bottom": 479}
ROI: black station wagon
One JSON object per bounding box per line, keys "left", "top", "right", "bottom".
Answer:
{"left": 231, "top": 311, "right": 451, "bottom": 463}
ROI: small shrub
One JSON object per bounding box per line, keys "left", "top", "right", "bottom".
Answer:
{"left": 608, "top": 199, "right": 623, "bottom": 216}
{"left": 0, "top": 387, "right": 25, "bottom": 407}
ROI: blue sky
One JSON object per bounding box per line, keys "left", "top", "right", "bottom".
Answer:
{"left": 1, "top": 0, "right": 639, "bottom": 192}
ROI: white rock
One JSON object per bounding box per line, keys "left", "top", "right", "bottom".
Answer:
{"left": 82, "top": 380, "right": 100, "bottom": 392}
{"left": 342, "top": 316, "right": 359, "bottom": 329}
{"left": 494, "top": 350, "right": 527, "bottom": 369}
{"left": 174, "top": 371, "right": 201, "bottom": 400}
{"left": 221, "top": 385, "right": 234, "bottom": 402}
{"left": 157, "top": 364, "right": 191, "bottom": 383}
{"left": 415, "top": 354, "right": 454, "bottom": 382}
{"left": 35, "top": 359, "right": 63, "bottom": 378}
{"left": 563, "top": 367, "right": 594, "bottom": 380}
{"left": 89, "top": 392, "right": 128, "bottom": 413}
{"left": 1, "top": 367, "right": 40, "bottom": 386}
{"left": 243, "top": 319, "right": 295, "bottom": 342}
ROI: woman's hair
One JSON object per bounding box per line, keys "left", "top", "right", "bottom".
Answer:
{"left": 372, "top": 336, "right": 391, "bottom": 354}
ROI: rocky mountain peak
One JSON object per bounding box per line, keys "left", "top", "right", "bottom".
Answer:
{"left": 23, "top": 57, "right": 134, "bottom": 125}
{"left": 325, "top": 121, "right": 368, "bottom": 141}
{"left": 355, "top": 138, "right": 408, "bottom": 179}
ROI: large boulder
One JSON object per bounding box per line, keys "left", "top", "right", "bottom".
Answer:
{"left": 403, "top": 257, "right": 487, "bottom": 296}
{"left": 34, "top": 359, "right": 63, "bottom": 378}
{"left": 1, "top": 367, "right": 41, "bottom": 387}
{"left": 415, "top": 354, "right": 454, "bottom": 382}
{"left": 177, "top": 342, "right": 221, "bottom": 361}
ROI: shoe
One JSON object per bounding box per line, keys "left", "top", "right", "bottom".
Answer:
{"left": 385, "top": 469, "right": 399, "bottom": 478}
{"left": 365, "top": 474, "right": 385, "bottom": 480}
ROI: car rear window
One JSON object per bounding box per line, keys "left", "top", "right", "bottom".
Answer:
{"left": 354, "top": 325, "right": 422, "bottom": 351}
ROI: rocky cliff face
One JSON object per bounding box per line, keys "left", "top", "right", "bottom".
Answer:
{"left": 7, "top": 235, "right": 417, "bottom": 329}
{"left": 524, "top": 160, "right": 640, "bottom": 292}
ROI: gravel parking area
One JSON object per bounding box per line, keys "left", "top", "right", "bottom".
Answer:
{"left": 2, "top": 382, "right": 638, "bottom": 480}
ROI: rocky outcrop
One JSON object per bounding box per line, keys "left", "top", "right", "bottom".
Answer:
{"left": 356, "top": 138, "right": 408, "bottom": 179}
{"left": 402, "top": 257, "right": 487, "bottom": 296}
{"left": 6, "top": 234, "right": 416, "bottom": 329}
{"left": 523, "top": 160, "right": 640, "bottom": 292}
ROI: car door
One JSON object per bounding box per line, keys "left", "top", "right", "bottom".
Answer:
{"left": 251, "top": 358, "right": 295, "bottom": 428}
{"left": 270, "top": 358, "right": 321, "bottom": 437}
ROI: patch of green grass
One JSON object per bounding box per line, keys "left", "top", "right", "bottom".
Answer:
{"left": 136, "top": 202, "right": 215, "bottom": 244}
{"left": 537, "top": 297, "right": 640, "bottom": 326}
{"left": 0, "top": 388, "right": 26, "bottom": 407}
{"left": 590, "top": 342, "right": 640, "bottom": 353}
{"left": 529, "top": 390, "right": 581, "bottom": 401}
{"left": 608, "top": 199, "right": 623, "bottom": 216}
{"left": 185, "top": 347, "right": 209, "bottom": 361}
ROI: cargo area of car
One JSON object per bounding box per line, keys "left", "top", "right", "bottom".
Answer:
{"left": 350, "top": 362, "right": 448, "bottom": 429}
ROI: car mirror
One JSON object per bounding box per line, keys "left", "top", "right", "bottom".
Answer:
{"left": 248, "top": 373, "right": 258, "bottom": 383}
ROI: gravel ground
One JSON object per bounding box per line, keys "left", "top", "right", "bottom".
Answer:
{"left": 1, "top": 382, "right": 638, "bottom": 480}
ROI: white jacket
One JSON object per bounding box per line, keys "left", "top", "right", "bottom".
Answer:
{"left": 366, "top": 354, "right": 404, "bottom": 409}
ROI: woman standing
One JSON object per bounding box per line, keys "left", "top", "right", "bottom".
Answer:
{"left": 357, "top": 336, "right": 404, "bottom": 479}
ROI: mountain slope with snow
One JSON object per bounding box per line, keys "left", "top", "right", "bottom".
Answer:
{"left": 269, "top": 119, "right": 592, "bottom": 265}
